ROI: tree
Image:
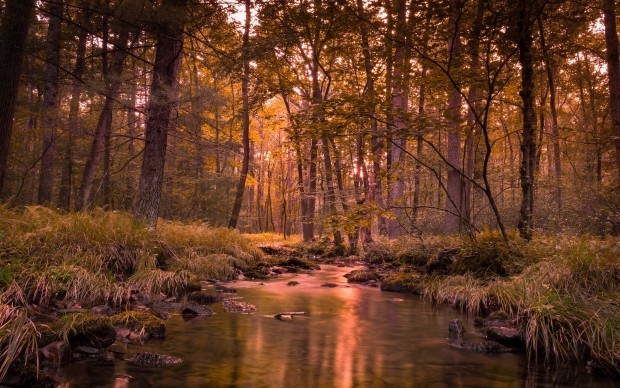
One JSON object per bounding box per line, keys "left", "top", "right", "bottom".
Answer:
{"left": 229, "top": 0, "right": 252, "bottom": 229}
{"left": 37, "top": 0, "right": 64, "bottom": 205}
{"left": 0, "top": 0, "right": 35, "bottom": 196}
{"left": 134, "top": 0, "right": 188, "bottom": 228}
{"left": 603, "top": 0, "right": 620, "bottom": 182}
{"left": 444, "top": 0, "right": 464, "bottom": 233}
{"left": 516, "top": 0, "right": 538, "bottom": 241}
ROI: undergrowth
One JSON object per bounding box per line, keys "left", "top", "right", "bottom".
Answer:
{"left": 0, "top": 205, "right": 266, "bottom": 381}
{"left": 381, "top": 231, "right": 620, "bottom": 374}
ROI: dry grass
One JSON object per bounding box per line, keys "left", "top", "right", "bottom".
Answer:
{"left": 386, "top": 234, "right": 620, "bottom": 373}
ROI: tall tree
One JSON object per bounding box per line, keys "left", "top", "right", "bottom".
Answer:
{"left": 387, "top": 0, "right": 408, "bottom": 239}
{"left": 134, "top": 0, "right": 188, "bottom": 227}
{"left": 603, "top": 0, "right": 620, "bottom": 182}
{"left": 37, "top": 0, "right": 64, "bottom": 205}
{"left": 444, "top": 0, "right": 464, "bottom": 233}
{"left": 229, "top": 0, "right": 252, "bottom": 229}
{"left": 0, "top": 0, "right": 35, "bottom": 196}
{"left": 58, "top": 0, "right": 91, "bottom": 210}
{"left": 517, "top": 0, "right": 538, "bottom": 241}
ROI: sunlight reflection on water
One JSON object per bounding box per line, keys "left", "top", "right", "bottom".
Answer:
{"left": 57, "top": 265, "right": 616, "bottom": 387}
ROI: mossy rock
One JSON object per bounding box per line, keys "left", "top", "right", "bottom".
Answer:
{"left": 187, "top": 291, "right": 220, "bottom": 305}
{"left": 46, "top": 313, "right": 116, "bottom": 350}
{"left": 380, "top": 273, "right": 425, "bottom": 295}
{"left": 110, "top": 311, "right": 165, "bottom": 339}
{"left": 279, "top": 257, "right": 320, "bottom": 270}
{"left": 344, "top": 270, "right": 383, "bottom": 284}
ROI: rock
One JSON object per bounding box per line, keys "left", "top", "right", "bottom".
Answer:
{"left": 110, "top": 311, "right": 166, "bottom": 339}
{"left": 458, "top": 340, "right": 511, "bottom": 353}
{"left": 187, "top": 291, "right": 221, "bottom": 305}
{"left": 448, "top": 319, "right": 465, "bottom": 339}
{"left": 287, "top": 281, "right": 299, "bottom": 286}
{"left": 116, "top": 328, "right": 131, "bottom": 339}
{"left": 222, "top": 301, "right": 257, "bottom": 313}
{"left": 40, "top": 341, "right": 70, "bottom": 365}
{"left": 215, "top": 284, "right": 238, "bottom": 293}
{"left": 130, "top": 292, "right": 165, "bottom": 307}
{"left": 74, "top": 346, "right": 101, "bottom": 356}
{"left": 426, "top": 247, "right": 460, "bottom": 274}
{"left": 321, "top": 282, "right": 338, "bottom": 288}
{"left": 181, "top": 302, "right": 214, "bottom": 318}
{"left": 127, "top": 352, "right": 183, "bottom": 367}
{"left": 486, "top": 327, "right": 523, "bottom": 347}
{"left": 279, "top": 257, "right": 320, "bottom": 270}
{"left": 344, "top": 270, "right": 383, "bottom": 284}
{"left": 66, "top": 315, "right": 116, "bottom": 350}
{"left": 91, "top": 305, "right": 113, "bottom": 316}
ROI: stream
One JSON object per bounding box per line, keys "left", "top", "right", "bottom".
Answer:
{"left": 55, "top": 265, "right": 614, "bottom": 387}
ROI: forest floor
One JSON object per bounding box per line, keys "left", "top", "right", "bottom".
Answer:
{"left": 0, "top": 206, "right": 619, "bottom": 385}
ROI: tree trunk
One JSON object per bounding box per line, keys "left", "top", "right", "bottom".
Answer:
{"left": 322, "top": 137, "right": 343, "bottom": 246}
{"left": 445, "top": 0, "right": 463, "bottom": 234}
{"left": 77, "top": 27, "right": 131, "bottom": 210}
{"left": 0, "top": 0, "right": 34, "bottom": 196}
{"left": 37, "top": 1, "right": 63, "bottom": 205}
{"left": 134, "top": 0, "right": 187, "bottom": 228}
{"left": 538, "top": 17, "right": 562, "bottom": 211}
{"left": 387, "top": 0, "right": 408, "bottom": 239}
{"left": 517, "top": 0, "right": 537, "bottom": 241}
{"left": 228, "top": 0, "right": 252, "bottom": 229}
{"left": 603, "top": 0, "right": 620, "bottom": 182}
{"left": 356, "top": 0, "right": 383, "bottom": 240}
{"left": 58, "top": 2, "right": 90, "bottom": 210}
{"left": 464, "top": 0, "right": 484, "bottom": 226}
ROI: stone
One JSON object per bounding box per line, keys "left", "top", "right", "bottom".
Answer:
{"left": 74, "top": 346, "right": 101, "bottom": 356}
{"left": 458, "top": 340, "right": 511, "bottom": 353}
{"left": 222, "top": 301, "right": 257, "bottom": 313}
{"left": 187, "top": 291, "right": 220, "bottom": 305}
{"left": 287, "top": 281, "right": 299, "bottom": 286}
{"left": 321, "top": 282, "right": 338, "bottom": 288}
{"left": 486, "top": 327, "right": 523, "bottom": 347}
{"left": 181, "top": 302, "right": 214, "bottom": 318}
{"left": 127, "top": 352, "right": 183, "bottom": 367}
{"left": 40, "top": 341, "right": 70, "bottom": 365}
{"left": 448, "top": 319, "right": 465, "bottom": 339}
{"left": 66, "top": 316, "right": 116, "bottom": 350}
{"left": 110, "top": 311, "right": 166, "bottom": 339}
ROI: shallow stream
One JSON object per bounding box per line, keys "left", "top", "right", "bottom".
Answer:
{"left": 56, "top": 265, "right": 614, "bottom": 387}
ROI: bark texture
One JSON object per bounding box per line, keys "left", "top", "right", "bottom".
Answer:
{"left": 0, "top": 0, "right": 34, "bottom": 195}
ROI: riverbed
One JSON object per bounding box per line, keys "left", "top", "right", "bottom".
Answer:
{"left": 55, "top": 265, "right": 614, "bottom": 387}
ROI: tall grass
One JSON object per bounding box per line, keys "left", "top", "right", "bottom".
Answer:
{"left": 390, "top": 234, "right": 620, "bottom": 373}
{"left": 0, "top": 205, "right": 267, "bottom": 379}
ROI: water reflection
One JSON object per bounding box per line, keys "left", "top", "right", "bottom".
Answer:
{"left": 59, "top": 266, "right": 615, "bottom": 387}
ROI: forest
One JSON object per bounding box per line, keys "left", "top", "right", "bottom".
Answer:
{"left": 1, "top": 0, "right": 619, "bottom": 240}
{"left": 1, "top": 0, "right": 620, "bottom": 385}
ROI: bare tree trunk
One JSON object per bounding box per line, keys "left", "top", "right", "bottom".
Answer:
{"left": 0, "top": 0, "right": 34, "bottom": 196}
{"left": 356, "top": 0, "right": 383, "bottom": 239}
{"left": 603, "top": 0, "right": 620, "bottom": 182}
{"left": 58, "top": 2, "right": 89, "bottom": 211}
{"left": 322, "top": 138, "right": 343, "bottom": 246}
{"left": 387, "top": 0, "right": 408, "bottom": 239}
{"left": 229, "top": 0, "right": 252, "bottom": 229}
{"left": 134, "top": 0, "right": 187, "bottom": 228}
{"left": 538, "top": 17, "right": 562, "bottom": 211}
{"left": 77, "top": 27, "right": 131, "bottom": 210}
{"left": 464, "top": 0, "right": 484, "bottom": 226}
{"left": 517, "top": 0, "right": 537, "bottom": 241}
{"left": 445, "top": 0, "right": 463, "bottom": 234}
{"left": 37, "top": 1, "right": 63, "bottom": 205}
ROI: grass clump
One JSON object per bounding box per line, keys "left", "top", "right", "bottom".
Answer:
{"left": 110, "top": 311, "right": 165, "bottom": 338}
{"left": 386, "top": 234, "right": 620, "bottom": 374}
